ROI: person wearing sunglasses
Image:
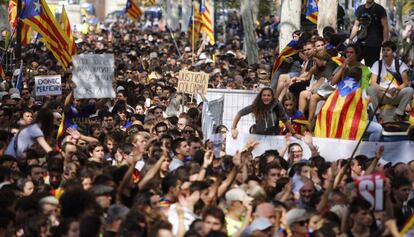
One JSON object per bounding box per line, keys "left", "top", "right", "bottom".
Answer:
{"left": 286, "top": 208, "right": 309, "bottom": 237}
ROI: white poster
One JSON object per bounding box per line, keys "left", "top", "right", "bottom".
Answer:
{"left": 72, "top": 54, "right": 116, "bottom": 99}
{"left": 34, "top": 75, "right": 62, "bottom": 96}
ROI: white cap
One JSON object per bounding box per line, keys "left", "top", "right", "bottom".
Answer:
{"left": 10, "top": 93, "right": 21, "bottom": 99}
{"left": 285, "top": 208, "right": 308, "bottom": 228}
{"left": 225, "top": 188, "right": 253, "bottom": 203}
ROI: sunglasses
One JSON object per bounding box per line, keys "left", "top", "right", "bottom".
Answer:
{"left": 295, "top": 220, "right": 308, "bottom": 226}
{"left": 182, "top": 130, "right": 194, "bottom": 134}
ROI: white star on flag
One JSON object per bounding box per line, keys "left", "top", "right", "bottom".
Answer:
{"left": 34, "top": 0, "right": 41, "bottom": 12}
{"left": 343, "top": 80, "right": 356, "bottom": 90}
{"left": 310, "top": 0, "right": 317, "bottom": 9}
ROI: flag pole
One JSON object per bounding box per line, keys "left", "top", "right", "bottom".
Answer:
{"left": 338, "top": 74, "right": 398, "bottom": 182}
{"left": 16, "top": 0, "right": 23, "bottom": 61}
{"left": 191, "top": 1, "right": 195, "bottom": 64}
{"left": 159, "top": 4, "right": 181, "bottom": 58}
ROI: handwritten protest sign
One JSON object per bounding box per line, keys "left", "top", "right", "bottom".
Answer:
{"left": 177, "top": 70, "right": 209, "bottom": 95}
{"left": 35, "top": 75, "right": 62, "bottom": 96}
{"left": 354, "top": 173, "right": 385, "bottom": 211}
{"left": 72, "top": 54, "right": 116, "bottom": 99}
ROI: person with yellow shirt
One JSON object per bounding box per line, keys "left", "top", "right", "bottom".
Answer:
{"left": 224, "top": 188, "right": 253, "bottom": 237}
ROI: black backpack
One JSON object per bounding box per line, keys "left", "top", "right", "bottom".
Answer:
{"left": 377, "top": 59, "right": 403, "bottom": 85}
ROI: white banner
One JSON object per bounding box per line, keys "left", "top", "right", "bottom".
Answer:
{"left": 226, "top": 133, "right": 414, "bottom": 164}
{"left": 72, "top": 54, "right": 116, "bottom": 99}
{"left": 34, "top": 75, "right": 62, "bottom": 96}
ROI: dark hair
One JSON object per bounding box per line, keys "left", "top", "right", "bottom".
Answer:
{"left": 346, "top": 44, "right": 362, "bottom": 57}
{"left": 202, "top": 207, "right": 225, "bottom": 225}
{"left": 60, "top": 187, "right": 96, "bottom": 219}
{"left": 154, "top": 122, "right": 168, "bottom": 133}
{"left": 148, "top": 220, "right": 172, "bottom": 237}
{"left": 161, "top": 174, "right": 179, "bottom": 195}
{"left": 392, "top": 176, "right": 410, "bottom": 189}
{"left": 35, "top": 109, "right": 54, "bottom": 137}
{"left": 345, "top": 66, "right": 363, "bottom": 82}
{"left": 214, "top": 125, "right": 228, "bottom": 134}
{"left": 119, "top": 143, "right": 134, "bottom": 155}
{"left": 251, "top": 88, "right": 275, "bottom": 120}
{"left": 381, "top": 41, "right": 397, "bottom": 52}
{"left": 79, "top": 215, "right": 101, "bottom": 237}
{"left": 350, "top": 197, "right": 372, "bottom": 214}
{"left": 171, "top": 137, "right": 186, "bottom": 155}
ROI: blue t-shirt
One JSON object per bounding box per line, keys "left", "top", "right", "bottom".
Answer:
{"left": 6, "top": 124, "right": 44, "bottom": 158}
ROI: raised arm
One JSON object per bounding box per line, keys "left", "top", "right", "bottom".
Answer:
{"left": 217, "top": 151, "right": 241, "bottom": 198}
{"left": 349, "top": 19, "right": 360, "bottom": 42}
{"left": 231, "top": 112, "right": 242, "bottom": 139}
{"left": 138, "top": 153, "right": 167, "bottom": 190}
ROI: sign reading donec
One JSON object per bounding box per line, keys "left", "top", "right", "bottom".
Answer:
{"left": 177, "top": 70, "right": 209, "bottom": 95}
{"left": 72, "top": 54, "right": 116, "bottom": 99}
{"left": 35, "top": 75, "right": 62, "bottom": 96}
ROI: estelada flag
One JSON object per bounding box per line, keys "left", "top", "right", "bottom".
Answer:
{"left": 272, "top": 40, "right": 301, "bottom": 75}
{"left": 20, "top": 0, "right": 72, "bottom": 69}
{"left": 200, "top": 0, "right": 215, "bottom": 45}
{"left": 125, "top": 0, "right": 142, "bottom": 20}
{"left": 306, "top": 0, "right": 318, "bottom": 24}
{"left": 315, "top": 76, "right": 368, "bottom": 140}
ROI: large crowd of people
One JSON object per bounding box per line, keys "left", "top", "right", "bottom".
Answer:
{"left": 0, "top": 0, "right": 413, "bottom": 237}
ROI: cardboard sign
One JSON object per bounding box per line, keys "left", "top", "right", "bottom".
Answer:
{"left": 34, "top": 75, "right": 62, "bottom": 96}
{"left": 354, "top": 173, "right": 385, "bottom": 211}
{"left": 72, "top": 54, "right": 116, "bottom": 99}
{"left": 177, "top": 70, "right": 209, "bottom": 95}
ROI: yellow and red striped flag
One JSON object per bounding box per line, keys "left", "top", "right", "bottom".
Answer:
{"left": 306, "top": 0, "right": 318, "bottom": 24}
{"left": 332, "top": 55, "right": 346, "bottom": 66}
{"left": 315, "top": 76, "right": 368, "bottom": 140}
{"left": 20, "top": 0, "right": 72, "bottom": 69}
{"left": 8, "top": 0, "right": 18, "bottom": 29}
{"left": 55, "top": 113, "right": 66, "bottom": 150}
{"left": 272, "top": 40, "right": 301, "bottom": 75}
{"left": 200, "top": 0, "right": 214, "bottom": 45}
{"left": 60, "top": 6, "right": 77, "bottom": 56}
{"left": 9, "top": 0, "right": 34, "bottom": 46}
{"left": 21, "top": 23, "right": 34, "bottom": 46}
{"left": 125, "top": 0, "right": 142, "bottom": 20}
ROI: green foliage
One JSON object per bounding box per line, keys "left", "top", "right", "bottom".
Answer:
{"left": 258, "top": 0, "right": 272, "bottom": 18}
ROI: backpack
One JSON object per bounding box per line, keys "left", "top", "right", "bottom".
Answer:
{"left": 377, "top": 59, "right": 403, "bottom": 85}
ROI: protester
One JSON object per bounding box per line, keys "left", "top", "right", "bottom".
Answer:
{"left": 349, "top": 0, "right": 389, "bottom": 67}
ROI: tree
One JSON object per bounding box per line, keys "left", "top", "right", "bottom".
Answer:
{"left": 241, "top": 0, "right": 259, "bottom": 65}
{"left": 279, "top": 0, "right": 301, "bottom": 51}
{"left": 317, "top": 0, "right": 338, "bottom": 35}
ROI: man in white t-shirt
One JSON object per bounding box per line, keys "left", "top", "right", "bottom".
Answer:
{"left": 367, "top": 41, "right": 414, "bottom": 122}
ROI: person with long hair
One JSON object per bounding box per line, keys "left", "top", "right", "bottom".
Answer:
{"left": 231, "top": 88, "right": 298, "bottom": 139}
{"left": 5, "top": 108, "right": 54, "bottom": 158}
